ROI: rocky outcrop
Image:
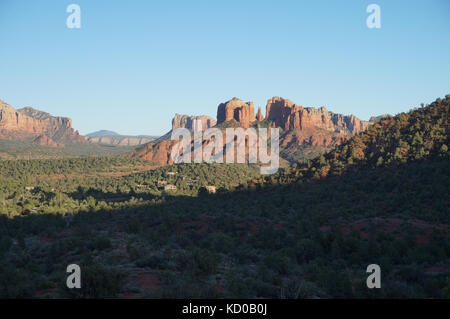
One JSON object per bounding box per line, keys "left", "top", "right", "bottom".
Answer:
{"left": 32, "top": 135, "right": 62, "bottom": 147}
{"left": 369, "top": 114, "right": 392, "bottom": 123}
{"left": 172, "top": 114, "right": 216, "bottom": 130}
{"left": 0, "top": 99, "right": 88, "bottom": 146}
{"left": 128, "top": 139, "right": 179, "bottom": 164}
{"left": 217, "top": 97, "right": 256, "bottom": 128}
{"left": 256, "top": 106, "right": 264, "bottom": 122}
{"left": 265, "top": 96, "right": 371, "bottom": 134}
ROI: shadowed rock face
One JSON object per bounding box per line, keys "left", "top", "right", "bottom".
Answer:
{"left": 172, "top": 114, "right": 216, "bottom": 130}
{"left": 32, "top": 134, "right": 64, "bottom": 147}
{"left": 256, "top": 106, "right": 264, "bottom": 122}
{"left": 0, "top": 99, "right": 88, "bottom": 147}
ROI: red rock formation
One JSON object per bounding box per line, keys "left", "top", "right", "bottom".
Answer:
{"left": 256, "top": 106, "right": 264, "bottom": 122}
{"left": 128, "top": 130, "right": 265, "bottom": 166}
{"left": 128, "top": 96, "right": 373, "bottom": 165}
{"left": 172, "top": 114, "right": 216, "bottom": 130}
{"left": 249, "top": 103, "right": 256, "bottom": 123}
{"left": 32, "top": 135, "right": 63, "bottom": 147}
{"left": 217, "top": 97, "right": 256, "bottom": 128}
{"left": 0, "top": 99, "right": 89, "bottom": 146}
{"left": 265, "top": 97, "right": 298, "bottom": 128}
{"left": 265, "top": 96, "right": 370, "bottom": 134}
{"left": 129, "top": 139, "right": 178, "bottom": 165}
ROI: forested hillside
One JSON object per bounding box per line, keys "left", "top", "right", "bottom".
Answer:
{"left": 272, "top": 95, "right": 449, "bottom": 184}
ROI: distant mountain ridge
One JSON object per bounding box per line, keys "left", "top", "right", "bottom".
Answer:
{"left": 86, "top": 130, "right": 120, "bottom": 137}
{"left": 86, "top": 130, "right": 158, "bottom": 146}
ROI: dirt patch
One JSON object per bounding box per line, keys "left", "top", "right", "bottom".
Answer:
{"left": 126, "top": 272, "right": 160, "bottom": 292}
{"left": 37, "top": 236, "right": 53, "bottom": 243}
{"left": 34, "top": 288, "right": 58, "bottom": 298}
{"left": 425, "top": 264, "right": 450, "bottom": 275}
{"left": 321, "top": 217, "right": 450, "bottom": 244}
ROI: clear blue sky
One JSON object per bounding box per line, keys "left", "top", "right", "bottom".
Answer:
{"left": 0, "top": 0, "right": 449, "bottom": 136}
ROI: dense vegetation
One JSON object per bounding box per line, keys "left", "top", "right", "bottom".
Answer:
{"left": 0, "top": 96, "right": 449, "bottom": 299}
{"left": 0, "top": 139, "right": 137, "bottom": 160}
{"left": 0, "top": 157, "right": 154, "bottom": 179}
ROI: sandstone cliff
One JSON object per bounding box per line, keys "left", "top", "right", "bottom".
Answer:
{"left": 217, "top": 97, "right": 256, "bottom": 128}
{"left": 0, "top": 99, "right": 88, "bottom": 147}
{"left": 32, "top": 134, "right": 63, "bottom": 147}
{"left": 172, "top": 114, "right": 216, "bottom": 130}
{"left": 265, "top": 96, "right": 371, "bottom": 134}
{"left": 128, "top": 139, "right": 179, "bottom": 164}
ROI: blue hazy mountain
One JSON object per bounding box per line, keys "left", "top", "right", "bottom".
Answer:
{"left": 86, "top": 130, "right": 120, "bottom": 137}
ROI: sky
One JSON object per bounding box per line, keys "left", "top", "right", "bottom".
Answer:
{"left": 0, "top": 0, "right": 449, "bottom": 136}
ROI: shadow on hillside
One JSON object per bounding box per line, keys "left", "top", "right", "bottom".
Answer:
{"left": 8, "top": 155, "right": 450, "bottom": 237}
